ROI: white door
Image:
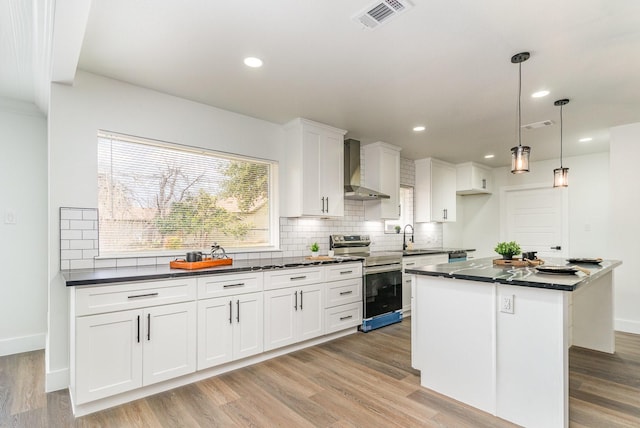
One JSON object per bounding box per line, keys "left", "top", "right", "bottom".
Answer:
{"left": 75, "top": 309, "right": 143, "bottom": 404}
{"left": 233, "top": 293, "right": 264, "bottom": 360}
{"left": 502, "top": 185, "right": 568, "bottom": 259}
{"left": 264, "top": 288, "right": 297, "bottom": 351}
{"left": 298, "top": 284, "right": 325, "bottom": 342}
{"left": 143, "top": 302, "right": 196, "bottom": 385}
{"left": 197, "top": 298, "right": 233, "bottom": 370}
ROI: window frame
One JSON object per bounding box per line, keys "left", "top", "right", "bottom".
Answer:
{"left": 96, "top": 131, "right": 280, "bottom": 257}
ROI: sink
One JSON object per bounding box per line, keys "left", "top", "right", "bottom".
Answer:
{"left": 401, "top": 249, "right": 447, "bottom": 256}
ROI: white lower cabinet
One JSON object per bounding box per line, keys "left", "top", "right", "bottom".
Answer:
{"left": 74, "top": 301, "right": 196, "bottom": 404}
{"left": 264, "top": 283, "right": 324, "bottom": 351}
{"left": 197, "top": 292, "right": 263, "bottom": 369}
{"left": 403, "top": 254, "right": 448, "bottom": 314}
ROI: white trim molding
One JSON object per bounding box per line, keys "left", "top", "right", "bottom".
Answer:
{"left": 0, "top": 333, "right": 45, "bottom": 357}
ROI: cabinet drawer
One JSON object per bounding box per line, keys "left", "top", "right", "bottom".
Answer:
{"left": 325, "top": 262, "right": 362, "bottom": 282}
{"left": 263, "top": 266, "right": 324, "bottom": 290}
{"left": 325, "top": 302, "right": 362, "bottom": 334}
{"left": 75, "top": 278, "right": 197, "bottom": 316}
{"left": 197, "top": 272, "right": 263, "bottom": 299}
{"left": 325, "top": 278, "right": 362, "bottom": 308}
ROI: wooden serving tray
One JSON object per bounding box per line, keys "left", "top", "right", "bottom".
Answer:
{"left": 170, "top": 258, "right": 233, "bottom": 270}
{"left": 493, "top": 258, "right": 544, "bottom": 267}
{"left": 305, "top": 256, "right": 335, "bottom": 261}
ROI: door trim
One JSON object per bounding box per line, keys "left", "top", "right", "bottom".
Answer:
{"left": 499, "top": 184, "right": 569, "bottom": 258}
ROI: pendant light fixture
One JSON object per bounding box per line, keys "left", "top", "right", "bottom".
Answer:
{"left": 510, "top": 52, "right": 531, "bottom": 174}
{"left": 553, "top": 98, "right": 570, "bottom": 187}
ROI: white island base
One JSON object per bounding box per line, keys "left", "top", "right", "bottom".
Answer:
{"left": 411, "top": 271, "right": 615, "bottom": 428}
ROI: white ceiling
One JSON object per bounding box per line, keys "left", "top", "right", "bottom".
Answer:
{"left": 2, "top": 0, "right": 640, "bottom": 167}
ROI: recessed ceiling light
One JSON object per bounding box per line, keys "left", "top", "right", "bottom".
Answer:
{"left": 413, "top": 126, "right": 426, "bottom": 132}
{"left": 244, "top": 57, "right": 263, "bottom": 68}
{"left": 579, "top": 137, "right": 593, "bottom": 142}
{"left": 484, "top": 154, "right": 495, "bottom": 159}
{"left": 531, "top": 90, "right": 550, "bottom": 98}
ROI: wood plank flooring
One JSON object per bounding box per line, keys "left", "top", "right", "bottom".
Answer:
{"left": 1, "top": 320, "right": 639, "bottom": 427}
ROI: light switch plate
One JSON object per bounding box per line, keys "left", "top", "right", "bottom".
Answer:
{"left": 500, "top": 294, "right": 514, "bottom": 314}
{"left": 4, "top": 210, "right": 16, "bottom": 224}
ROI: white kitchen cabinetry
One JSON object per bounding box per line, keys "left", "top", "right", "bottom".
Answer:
{"left": 264, "top": 283, "right": 324, "bottom": 351}
{"left": 324, "top": 262, "right": 363, "bottom": 333}
{"left": 282, "top": 118, "right": 347, "bottom": 217}
{"left": 403, "top": 254, "right": 448, "bottom": 315}
{"left": 363, "top": 142, "right": 402, "bottom": 220}
{"left": 72, "top": 278, "right": 197, "bottom": 404}
{"left": 197, "top": 292, "right": 263, "bottom": 369}
{"left": 456, "top": 162, "right": 492, "bottom": 195}
{"left": 415, "top": 157, "right": 457, "bottom": 222}
{"left": 197, "top": 271, "right": 264, "bottom": 370}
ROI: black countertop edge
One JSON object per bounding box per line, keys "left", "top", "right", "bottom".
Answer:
{"left": 400, "top": 248, "right": 475, "bottom": 256}
{"left": 405, "top": 270, "right": 576, "bottom": 291}
{"left": 62, "top": 257, "right": 364, "bottom": 287}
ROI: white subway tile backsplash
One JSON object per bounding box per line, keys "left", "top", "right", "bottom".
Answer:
{"left": 82, "top": 230, "right": 98, "bottom": 240}
{"left": 83, "top": 249, "right": 99, "bottom": 259}
{"left": 60, "top": 240, "right": 70, "bottom": 250}
{"left": 137, "top": 257, "right": 157, "bottom": 266}
{"left": 116, "top": 258, "right": 137, "bottom": 268}
{"left": 60, "top": 209, "right": 83, "bottom": 220}
{"left": 60, "top": 260, "right": 70, "bottom": 270}
{"left": 82, "top": 210, "right": 98, "bottom": 220}
{"left": 69, "top": 240, "right": 94, "bottom": 250}
{"left": 70, "top": 259, "right": 95, "bottom": 270}
{"left": 60, "top": 220, "right": 70, "bottom": 230}
{"left": 61, "top": 250, "right": 83, "bottom": 260}
{"left": 94, "top": 259, "right": 117, "bottom": 269}
{"left": 61, "top": 230, "right": 82, "bottom": 240}
{"left": 69, "top": 220, "right": 95, "bottom": 230}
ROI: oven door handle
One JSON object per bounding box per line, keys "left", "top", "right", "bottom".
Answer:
{"left": 364, "top": 264, "right": 402, "bottom": 275}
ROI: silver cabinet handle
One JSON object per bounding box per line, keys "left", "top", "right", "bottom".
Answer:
{"left": 236, "top": 299, "right": 240, "bottom": 323}
{"left": 326, "top": 197, "right": 329, "bottom": 213}
{"left": 294, "top": 291, "right": 298, "bottom": 311}
{"left": 128, "top": 292, "right": 159, "bottom": 299}
{"left": 290, "top": 275, "right": 307, "bottom": 281}
{"left": 147, "top": 313, "right": 151, "bottom": 341}
{"left": 229, "top": 300, "right": 232, "bottom": 324}
{"left": 340, "top": 315, "right": 353, "bottom": 321}
{"left": 399, "top": 204, "right": 401, "bottom": 217}
{"left": 482, "top": 178, "right": 487, "bottom": 189}
{"left": 339, "top": 290, "right": 353, "bottom": 296}
{"left": 223, "top": 283, "right": 245, "bottom": 288}
{"left": 137, "top": 315, "right": 140, "bottom": 343}
{"left": 406, "top": 262, "right": 416, "bottom": 266}
{"left": 300, "top": 290, "right": 303, "bottom": 310}
{"left": 321, "top": 197, "right": 325, "bottom": 213}
{"left": 340, "top": 270, "right": 353, "bottom": 275}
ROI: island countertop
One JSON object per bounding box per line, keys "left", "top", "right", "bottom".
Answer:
{"left": 405, "top": 256, "right": 622, "bottom": 291}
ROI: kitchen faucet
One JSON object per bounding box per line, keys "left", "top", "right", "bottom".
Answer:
{"left": 403, "top": 224, "right": 414, "bottom": 250}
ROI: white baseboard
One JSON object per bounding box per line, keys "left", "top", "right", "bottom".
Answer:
{"left": 615, "top": 318, "right": 640, "bottom": 335}
{"left": 46, "top": 367, "right": 69, "bottom": 392}
{"left": 0, "top": 333, "right": 45, "bottom": 357}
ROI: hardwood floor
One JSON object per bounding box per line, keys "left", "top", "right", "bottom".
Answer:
{"left": 1, "top": 320, "right": 639, "bottom": 427}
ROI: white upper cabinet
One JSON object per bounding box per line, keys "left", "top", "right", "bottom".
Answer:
{"left": 363, "top": 142, "right": 402, "bottom": 220}
{"left": 415, "top": 157, "right": 457, "bottom": 222}
{"left": 282, "top": 118, "right": 347, "bottom": 217}
{"left": 456, "top": 162, "right": 492, "bottom": 195}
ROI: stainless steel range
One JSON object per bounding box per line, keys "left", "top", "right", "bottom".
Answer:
{"left": 330, "top": 234, "right": 403, "bottom": 331}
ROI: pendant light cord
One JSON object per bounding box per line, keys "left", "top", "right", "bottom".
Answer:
{"left": 560, "top": 104, "right": 564, "bottom": 167}
{"left": 517, "top": 62, "right": 522, "bottom": 148}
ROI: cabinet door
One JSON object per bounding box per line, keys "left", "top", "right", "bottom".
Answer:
{"left": 431, "top": 161, "right": 456, "bottom": 222}
{"left": 298, "top": 284, "right": 325, "bottom": 342}
{"left": 197, "top": 298, "right": 233, "bottom": 370}
{"left": 233, "top": 293, "right": 264, "bottom": 360}
{"left": 379, "top": 147, "right": 401, "bottom": 218}
{"left": 264, "top": 288, "right": 297, "bottom": 351}
{"left": 321, "top": 132, "right": 345, "bottom": 217}
{"left": 143, "top": 302, "right": 196, "bottom": 386}
{"left": 301, "top": 127, "right": 323, "bottom": 216}
{"left": 75, "top": 309, "right": 143, "bottom": 404}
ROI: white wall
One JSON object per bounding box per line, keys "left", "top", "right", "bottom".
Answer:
{"left": 0, "top": 97, "right": 48, "bottom": 356}
{"left": 47, "top": 71, "right": 285, "bottom": 390}
{"left": 452, "top": 153, "right": 610, "bottom": 259}
{"left": 610, "top": 123, "right": 640, "bottom": 334}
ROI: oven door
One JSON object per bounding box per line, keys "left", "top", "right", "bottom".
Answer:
{"left": 363, "top": 264, "right": 402, "bottom": 319}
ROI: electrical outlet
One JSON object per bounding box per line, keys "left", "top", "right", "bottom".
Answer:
{"left": 500, "top": 295, "right": 514, "bottom": 314}
{"left": 4, "top": 210, "right": 16, "bottom": 225}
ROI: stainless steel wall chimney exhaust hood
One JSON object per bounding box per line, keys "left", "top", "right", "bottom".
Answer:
{"left": 344, "top": 139, "right": 390, "bottom": 200}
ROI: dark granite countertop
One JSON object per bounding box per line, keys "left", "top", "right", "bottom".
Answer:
{"left": 63, "top": 256, "right": 363, "bottom": 286}
{"left": 399, "top": 248, "right": 475, "bottom": 257}
{"left": 405, "top": 257, "right": 622, "bottom": 291}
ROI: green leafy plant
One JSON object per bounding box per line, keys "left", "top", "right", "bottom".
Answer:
{"left": 310, "top": 242, "right": 320, "bottom": 252}
{"left": 394, "top": 225, "right": 401, "bottom": 234}
{"left": 494, "top": 241, "right": 521, "bottom": 258}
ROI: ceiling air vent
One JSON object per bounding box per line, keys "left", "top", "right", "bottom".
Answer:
{"left": 522, "top": 120, "right": 554, "bottom": 130}
{"left": 352, "top": 0, "right": 414, "bottom": 30}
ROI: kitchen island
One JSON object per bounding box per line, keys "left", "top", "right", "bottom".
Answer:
{"left": 406, "top": 257, "right": 621, "bottom": 428}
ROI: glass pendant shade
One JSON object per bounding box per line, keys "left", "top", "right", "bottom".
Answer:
{"left": 553, "top": 167, "right": 569, "bottom": 187}
{"left": 511, "top": 145, "right": 530, "bottom": 173}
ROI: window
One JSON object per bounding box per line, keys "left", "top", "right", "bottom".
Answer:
{"left": 97, "top": 132, "right": 277, "bottom": 255}
{"left": 384, "top": 186, "right": 414, "bottom": 233}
